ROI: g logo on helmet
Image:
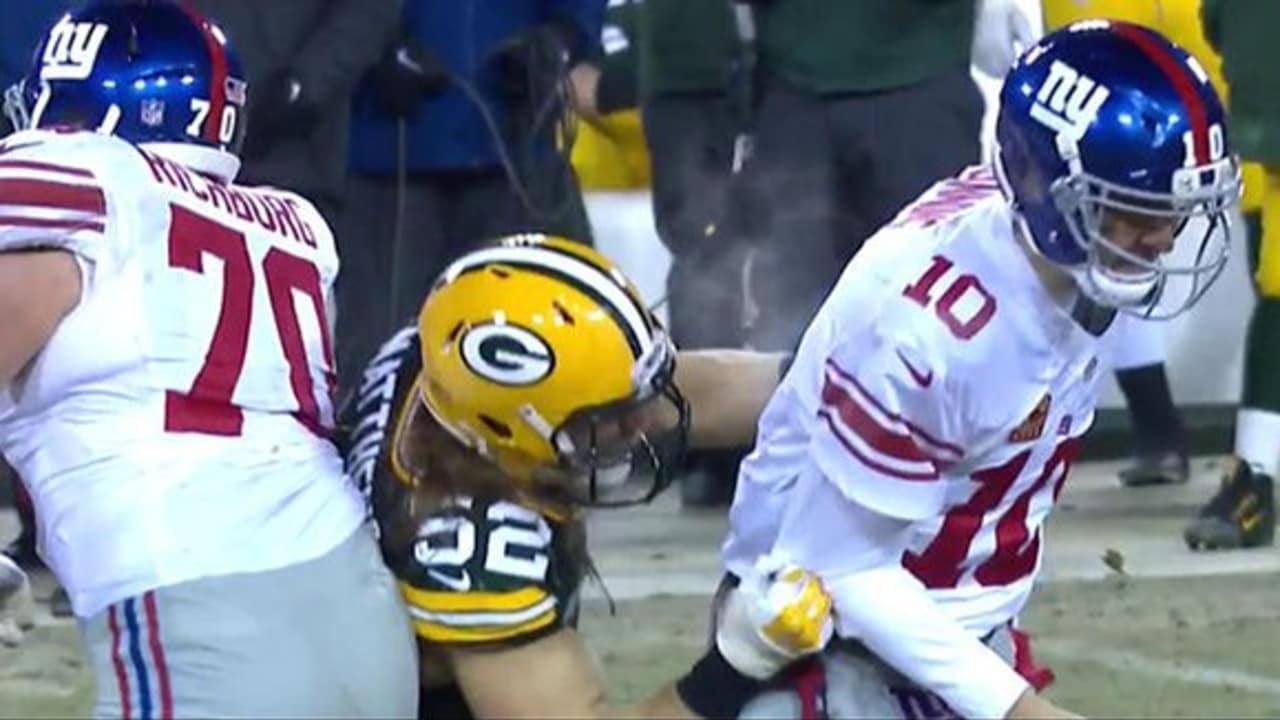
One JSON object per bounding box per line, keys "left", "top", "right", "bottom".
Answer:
{"left": 460, "top": 323, "right": 555, "bottom": 386}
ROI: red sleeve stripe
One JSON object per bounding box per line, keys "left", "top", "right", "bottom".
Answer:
{"left": 817, "top": 408, "right": 939, "bottom": 481}
{"left": 0, "top": 159, "right": 96, "bottom": 180}
{"left": 825, "top": 360, "right": 964, "bottom": 459}
{"left": 821, "top": 375, "right": 935, "bottom": 462}
{"left": 0, "top": 178, "right": 106, "bottom": 215}
{"left": 0, "top": 214, "right": 105, "bottom": 233}
{"left": 819, "top": 374, "right": 943, "bottom": 481}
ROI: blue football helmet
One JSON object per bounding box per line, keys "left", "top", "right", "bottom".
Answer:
{"left": 15, "top": 0, "right": 246, "bottom": 159}
{"left": 995, "top": 20, "right": 1240, "bottom": 319}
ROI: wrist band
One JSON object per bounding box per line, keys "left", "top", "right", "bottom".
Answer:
{"left": 676, "top": 643, "right": 762, "bottom": 719}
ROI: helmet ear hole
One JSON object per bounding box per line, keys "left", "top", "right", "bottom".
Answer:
{"left": 478, "top": 414, "right": 513, "bottom": 439}
{"left": 551, "top": 300, "right": 575, "bottom": 325}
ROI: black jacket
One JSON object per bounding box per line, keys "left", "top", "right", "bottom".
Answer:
{"left": 190, "top": 0, "right": 401, "bottom": 216}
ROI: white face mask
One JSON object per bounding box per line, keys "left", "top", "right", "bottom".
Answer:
{"left": 1049, "top": 136, "right": 1239, "bottom": 320}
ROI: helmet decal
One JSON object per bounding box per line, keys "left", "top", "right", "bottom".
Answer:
{"left": 459, "top": 323, "right": 556, "bottom": 387}
{"left": 416, "top": 234, "right": 689, "bottom": 508}
{"left": 23, "top": 1, "right": 248, "bottom": 159}
{"left": 995, "top": 19, "right": 1241, "bottom": 320}
{"left": 1028, "top": 59, "right": 1110, "bottom": 139}
{"left": 40, "top": 15, "right": 110, "bottom": 81}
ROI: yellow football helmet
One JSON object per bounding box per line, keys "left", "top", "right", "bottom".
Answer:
{"left": 415, "top": 233, "right": 689, "bottom": 506}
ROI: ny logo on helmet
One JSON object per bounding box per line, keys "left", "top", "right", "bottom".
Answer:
{"left": 1029, "top": 60, "right": 1110, "bottom": 140}
{"left": 460, "top": 323, "right": 555, "bottom": 386}
{"left": 41, "top": 17, "right": 109, "bottom": 81}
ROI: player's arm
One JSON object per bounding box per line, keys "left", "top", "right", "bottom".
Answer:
{"left": 775, "top": 336, "right": 1078, "bottom": 720}
{"left": 0, "top": 250, "right": 80, "bottom": 383}
{"left": 773, "top": 467, "right": 1078, "bottom": 720}
{"left": 398, "top": 489, "right": 827, "bottom": 719}
{"left": 446, "top": 627, "right": 691, "bottom": 719}
{"left": 673, "top": 349, "right": 790, "bottom": 448}
{"left": 0, "top": 134, "right": 109, "bottom": 384}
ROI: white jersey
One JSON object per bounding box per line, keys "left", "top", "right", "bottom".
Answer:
{"left": 0, "top": 130, "right": 364, "bottom": 618}
{"left": 724, "top": 165, "right": 1108, "bottom": 639}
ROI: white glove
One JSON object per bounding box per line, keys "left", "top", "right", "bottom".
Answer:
{"left": 715, "top": 553, "right": 834, "bottom": 680}
{"left": 0, "top": 554, "right": 35, "bottom": 647}
{"left": 972, "top": 0, "right": 1042, "bottom": 79}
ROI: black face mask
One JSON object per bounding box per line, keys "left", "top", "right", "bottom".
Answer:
{"left": 547, "top": 359, "right": 690, "bottom": 508}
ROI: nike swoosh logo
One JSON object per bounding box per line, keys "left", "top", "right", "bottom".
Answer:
{"left": 427, "top": 567, "right": 472, "bottom": 592}
{"left": 896, "top": 349, "right": 933, "bottom": 387}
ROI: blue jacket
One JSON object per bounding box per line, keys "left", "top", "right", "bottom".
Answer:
{"left": 349, "top": 0, "right": 605, "bottom": 175}
{"left": 0, "top": 3, "right": 68, "bottom": 89}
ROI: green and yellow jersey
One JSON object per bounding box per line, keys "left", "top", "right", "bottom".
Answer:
{"left": 339, "top": 326, "right": 586, "bottom": 714}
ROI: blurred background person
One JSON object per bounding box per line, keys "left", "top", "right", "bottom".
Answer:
{"left": 1040, "top": 0, "right": 1279, "bottom": 537}
{"left": 566, "top": 0, "right": 756, "bottom": 508}
{"left": 188, "top": 0, "right": 400, "bottom": 225}
{"left": 570, "top": 0, "right": 760, "bottom": 508}
{"left": 637, "top": 0, "right": 752, "bottom": 507}
{"left": 1108, "top": 316, "right": 1190, "bottom": 486}
{"left": 1184, "top": 0, "right": 1280, "bottom": 550}
{"left": 569, "top": 0, "right": 646, "bottom": 193}
{"left": 336, "top": 0, "right": 605, "bottom": 398}
{"left": 727, "top": 0, "right": 1034, "bottom": 355}
{"left": 663, "top": 0, "right": 1033, "bottom": 506}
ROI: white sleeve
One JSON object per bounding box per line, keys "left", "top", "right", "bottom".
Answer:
{"left": 0, "top": 132, "right": 110, "bottom": 262}
{"left": 811, "top": 328, "right": 965, "bottom": 520}
{"left": 772, "top": 467, "right": 1029, "bottom": 720}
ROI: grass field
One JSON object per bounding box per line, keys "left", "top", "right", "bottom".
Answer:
{"left": 7, "top": 571, "right": 1280, "bottom": 718}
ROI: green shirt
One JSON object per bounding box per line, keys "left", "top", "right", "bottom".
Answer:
{"left": 759, "top": 0, "right": 975, "bottom": 94}
{"left": 637, "top": 0, "right": 740, "bottom": 96}
{"left": 1202, "top": 0, "right": 1280, "bottom": 164}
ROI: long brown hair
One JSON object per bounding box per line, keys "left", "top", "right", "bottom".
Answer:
{"left": 378, "top": 403, "right": 589, "bottom": 574}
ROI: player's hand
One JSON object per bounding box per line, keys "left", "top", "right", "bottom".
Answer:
{"left": 715, "top": 552, "right": 834, "bottom": 679}
{"left": 972, "top": 0, "right": 1041, "bottom": 79}
{"left": 242, "top": 69, "right": 319, "bottom": 158}
{"left": 0, "top": 554, "right": 35, "bottom": 647}
{"left": 489, "top": 22, "right": 576, "bottom": 104}
{"left": 371, "top": 39, "right": 450, "bottom": 119}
